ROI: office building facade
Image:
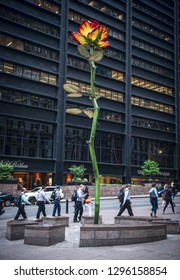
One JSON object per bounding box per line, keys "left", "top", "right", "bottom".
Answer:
{"left": 0, "top": 0, "right": 179, "bottom": 188}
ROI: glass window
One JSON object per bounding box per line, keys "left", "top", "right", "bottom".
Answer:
{"left": 5, "top": 36, "right": 14, "bottom": 48}
{"left": 48, "top": 74, "right": 57, "bottom": 85}
{"left": 32, "top": 70, "right": 40, "bottom": 81}
{"left": 15, "top": 40, "right": 24, "bottom": 50}
{"left": 40, "top": 72, "right": 48, "bottom": 83}
{"left": 23, "top": 68, "right": 32, "bottom": 78}
{"left": 0, "top": 34, "right": 5, "bottom": 45}
{"left": 4, "top": 62, "right": 13, "bottom": 74}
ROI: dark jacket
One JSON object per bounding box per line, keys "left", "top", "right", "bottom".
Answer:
{"left": 165, "top": 188, "right": 172, "bottom": 201}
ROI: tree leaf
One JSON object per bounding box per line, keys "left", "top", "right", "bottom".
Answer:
{"left": 77, "top": 45, "right": 90, "bottom": 58}
{"left": 67, "top": 93, "right": 82, "bottom": 97}
{"left": 89, "top": 50, "right": 104, "bottom": 62}
{"left": 83, "top": 109, "right": 94, "bottom": 119}
{"left": 66, "top": 108, "right": 82, "bottom": 115}
{"left": 63, "top": 83, "right": 81, "bottom": 93}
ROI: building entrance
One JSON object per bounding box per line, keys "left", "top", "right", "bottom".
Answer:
{"left": 13, "top": 172, "right": 53, "bottom": 190}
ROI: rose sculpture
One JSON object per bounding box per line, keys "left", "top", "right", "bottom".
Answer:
{"left": 64, "top": 20, "right": 110, "bottom": 223}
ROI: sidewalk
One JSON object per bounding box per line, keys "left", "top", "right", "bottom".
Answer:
{"left": 0, "top": 200, "right": 180, "bottom": 260}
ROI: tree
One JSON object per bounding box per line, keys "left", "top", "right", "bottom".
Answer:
{"left": 0, "top": 161, "right": 14, "bottom": 180}
{"left": 68, "top": 165, "right": 86, "bottom": 185}
{"left": 63, "top": 20, "right": 110, "bottom": 224}
{"left": 141, "top": 160, "right": 160, "bottom": 178}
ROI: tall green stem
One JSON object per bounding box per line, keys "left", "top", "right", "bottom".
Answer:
{"left": 88, "top": 60, "right": 100, "bottom": 224}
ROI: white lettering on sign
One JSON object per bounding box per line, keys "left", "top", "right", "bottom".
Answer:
{"left": 137, "top": 170, "right": 170, "bottom": 177}
{"left": 2, "top": 160, "right": 28, "bottom": 169}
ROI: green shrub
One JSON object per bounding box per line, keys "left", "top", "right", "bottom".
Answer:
{"left": 0, "top": 162, "right": 14, "bottom": 180}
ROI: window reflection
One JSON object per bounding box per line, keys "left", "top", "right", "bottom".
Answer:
{"left": 65, "top": 127, "right": 122, "bottom": 164}
{"left": 0, "top": 60, "right": 57, "bottom": 85}
{"left": 131, "top": 137, "right": 174, "bottom": 168}
{"left": 67, "top": 79, "right": 124, "bottom": 102}
{"left": 131, "top": 76, "right": 173, "bottom": 96}
{"left": 0, "top": 118, "right": 53, "bottom": 158}
{"left": 0, "top": 33, "right": 58, "bottom": 60}
{"left": 131, "top": 96, "right": 173, "bottom": 114}
{"left": 34, "top": 0, "right": 60, "bottom": 14}
{"left": 67, "top": 56, "right": 125, "bottom": 81}
{"left": 0, "top": 7, "right": 59, "bottom": 37}
{"left": 0, "top": 87, "right": 54, "bottom": 109}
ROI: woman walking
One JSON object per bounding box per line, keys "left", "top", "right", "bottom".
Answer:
{"left": 149, "top": 182, "right": 158, "bottom": 218}
{"left": 163, "top": 185, "right": 175, "bottom": 214}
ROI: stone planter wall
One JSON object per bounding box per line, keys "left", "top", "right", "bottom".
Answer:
{"left": 115, "top": 216, "right": 180, "bottom": 235}
{"left": 79, "top": 223, "right": 167, "bottom": 247}
{"left": 0, "top": 183, "right": 153, "bottom": 198}
{"left": 24, "top": 224, "right": 65, "bottom": 246}
{"left": 43, "top": 216, "right": 69, "bottom": 227}
{"left": 81, "top": 215, "right": 102, "bottom": 225}
{"left": 62, "top": 184, "right": 152, "bottom": 199}
{"left": 0, "top": 182, "right": 18, "bottom": 196}
{"left": 6, "top": 220, "right": 38, "bottom": 240}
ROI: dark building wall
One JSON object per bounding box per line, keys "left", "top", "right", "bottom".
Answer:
{"left": 0, "top": 0, "right": 179, "bottom": 187}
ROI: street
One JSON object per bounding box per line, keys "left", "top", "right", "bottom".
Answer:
{"left": 1, "top": 195, "right": 180, "bottom": 222}
{"left": 0, "top": 195, "right": 180, "bottom": 260}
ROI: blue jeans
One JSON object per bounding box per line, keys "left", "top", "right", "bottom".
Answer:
{"left": 52, "top": 200, "right": 61, "bottom": 216}
{"left": 150, "top": 197, "right": 158, "bottom": 215}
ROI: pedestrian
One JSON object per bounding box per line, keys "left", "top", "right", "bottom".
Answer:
{"left": 73, "top": 184, "right": 86, "bottom": 222}
{"left": 83, "top": 186, "right": 92, "bottom": 216}
{"left": 149, "top": 182, "right": 158, "bottom": 218}
{"left": 52, "top": 185, "right": 64, "bottom": 216}
{"left": 117, "top": 184, "right": 134, "bottom": 216}
{"left": 159, "top": 184, "right": 168, "bottom": 207}
{"left": 163, "top": 185, "right": 175, "bottom": 214}
{"left": 14, "top": 188, "right": 31, "bottom": 220}
{"left": 171, "top": 182, "right": 178, "bottom": 207}
{"left": 0, "top": 198, "right": 5, "bottom": 216}
{"left": 36, "top": 187, "right": 51, "bottom": 220}
{"left": 117, "top": 185, "right": 126, "bottom": 206}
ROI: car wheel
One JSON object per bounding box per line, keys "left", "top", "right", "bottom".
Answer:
{"left": 29, "top": 197, "right": 36, "bottom": 205}
{"left": 5, "top": 200, "right": 11, "bottom": 207}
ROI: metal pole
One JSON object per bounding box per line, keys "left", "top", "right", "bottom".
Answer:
{"left": 66, "top": 199, "right": 68, "bottom": 214}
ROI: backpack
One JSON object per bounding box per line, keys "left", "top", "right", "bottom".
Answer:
{"left": 50, "top": 190, "right": 56, "bottom": 201}
{"left": 118, "top": 188, "right": 125, "bottom": 204}
{"left": 14, "top": 194, "right": 22, "bottom": 207}
{"left": 71, "top": 189, "right": 77, "bottom": 202}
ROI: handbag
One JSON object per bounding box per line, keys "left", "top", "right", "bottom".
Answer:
{"left": 85, "top": 197, "right": 91, "bottom": 204}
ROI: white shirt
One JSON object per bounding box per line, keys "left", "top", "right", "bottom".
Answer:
{"left": 123, "top": 187, "right": 131, "bottom": 204}
{"left": 37, "top": 190, "right": 50, "bottom": 203}
{"left": 77, "top": 188, "right": 86, "bottom": 202}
